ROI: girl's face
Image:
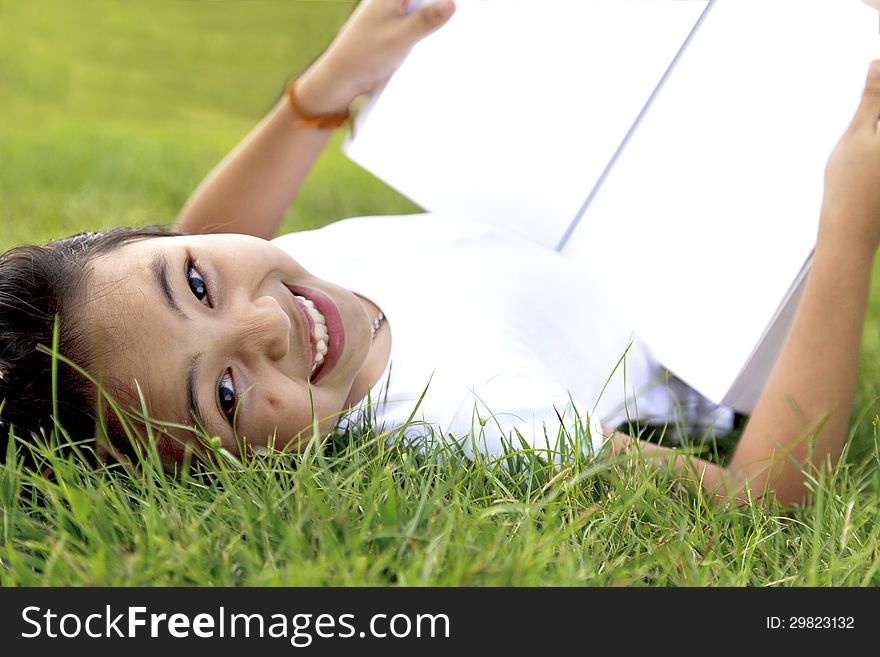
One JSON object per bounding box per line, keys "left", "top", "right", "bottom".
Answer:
{"left": 83, "top": 233, "right": 379, "bottom": 458}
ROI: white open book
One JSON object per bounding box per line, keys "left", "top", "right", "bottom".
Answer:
{"left": 344, "top": 0, "right": 878, "bottom": 413}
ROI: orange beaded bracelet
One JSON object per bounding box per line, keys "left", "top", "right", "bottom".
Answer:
{"left": 286, "top": 76, "right": 351, "bottom": 130}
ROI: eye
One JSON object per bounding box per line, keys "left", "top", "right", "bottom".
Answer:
{"left": 186, "top": 260, "right": 210, "bottom": 306}
{"left": 218, "top": 370, "right": 237, "bottom": 424}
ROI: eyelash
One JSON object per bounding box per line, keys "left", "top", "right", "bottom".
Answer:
{"left": 186, "top": 258, "right": 212, "bottom": 307}
{"left": 186, "top": 256, "right": 237, "bottom": 426}
{"left": 218, "top": 371, "right": 236, "bottom": 425}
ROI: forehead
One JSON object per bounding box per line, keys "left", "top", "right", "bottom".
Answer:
{"left": 87, "top": 235, "right": 180, "bottom": 330}
{"left": 83, "top": 236, "right": 189, "bottom": 424}
{"left": 89, "top": 234, "right": 180, "bottom": 288}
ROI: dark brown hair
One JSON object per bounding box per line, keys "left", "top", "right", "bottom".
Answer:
{"left": 0, "top": 226, "right": 180, "bottom": 464}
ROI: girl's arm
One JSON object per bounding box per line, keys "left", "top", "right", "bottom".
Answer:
{"left": 175, "top": 0, "right": 456, "bottom": 239}
{"left": 610, "top": 61, "right": 880, "bottom": 507}
{"left": 174, "top": 74, "right": 341, "bottom": 239}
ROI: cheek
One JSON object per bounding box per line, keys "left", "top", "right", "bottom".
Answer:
{"left": 155, "top": 430, "right": 191, "bottom": 462}
{"left": 263, "top": 240, "right": 310, "bottom": 278}
{"left": 242, "top": 381, "right": 315, "bottom": 446}
{"left": 239, "top": 364, "right": 352, "bottom": 450}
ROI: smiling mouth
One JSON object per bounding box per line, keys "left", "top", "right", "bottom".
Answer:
{"left": 284, "top": 284, "right": 345, "bottom": 384}
{"left": 292, "top": 295, "right": 329, "bottom": 377}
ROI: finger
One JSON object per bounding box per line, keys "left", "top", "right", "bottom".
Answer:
{"left": 403, "top": 0, "right": 456, "bottom": 39}
{"left": 850, "top": 59, "right": 880, "bottom": 132}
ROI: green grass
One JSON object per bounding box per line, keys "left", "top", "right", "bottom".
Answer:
{"left": 2, "top": 0, "right": 880, "bottom": 587}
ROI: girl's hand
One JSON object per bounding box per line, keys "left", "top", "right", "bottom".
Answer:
{"left": 820, "top": 60, "right": 880, "bottom": 255}
{"left": 296, "top": 0, "right": 456, "bottom": 115}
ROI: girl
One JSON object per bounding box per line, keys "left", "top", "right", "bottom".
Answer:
{"left": 1, "top": 0, "right": 878, "bottom": 507}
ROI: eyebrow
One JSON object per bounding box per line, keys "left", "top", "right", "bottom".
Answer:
{"left": 186, "top": 353, "right": 208, "bottom": 431}
{"left": 151, "top": 253, "right": 189, "bottom": 320}
{"left": 150, "top": 253, "right": 208, "bottom": 429}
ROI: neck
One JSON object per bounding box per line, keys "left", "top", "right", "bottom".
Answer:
{"left": 346, "top": 295, "right": 391, "bottom": 407}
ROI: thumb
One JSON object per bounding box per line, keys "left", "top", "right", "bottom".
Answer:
{"left": 850, "top": 59, "right": 880, "bottom": 132}
{"left": 404, "top": 0, "right": 456, "bottom": 39}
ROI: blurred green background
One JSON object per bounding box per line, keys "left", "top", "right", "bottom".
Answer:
{"left": 0, "top": 0, "right": 417, "bottom": 251}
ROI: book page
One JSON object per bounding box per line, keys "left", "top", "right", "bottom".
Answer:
{"left": 563, "top": 0, "right": 878, "bottom": 408}
{"left": 722, "top": 254, "right": 812, "bottom": 411}
{"left": 345, "top": 0, "right": 709, "bottom": 248}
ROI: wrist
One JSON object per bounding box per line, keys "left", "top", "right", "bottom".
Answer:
{"left": 294, "top": 61, "right": 357, "bottom": 117}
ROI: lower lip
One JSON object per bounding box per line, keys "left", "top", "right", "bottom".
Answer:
{"left": 286, "top": 285, "right": 345, "bottom": 383}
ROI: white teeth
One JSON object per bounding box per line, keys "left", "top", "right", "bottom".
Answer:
{"left": 294, "top": 294, "right": 329, "bottom": 373}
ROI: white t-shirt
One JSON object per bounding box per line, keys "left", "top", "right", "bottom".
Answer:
{"left": 272, "top": 213, "right": 731, "bottom": 461}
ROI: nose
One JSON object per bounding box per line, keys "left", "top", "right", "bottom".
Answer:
{"left": 234, "top": 295, "right": 291, "bottom": 362}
